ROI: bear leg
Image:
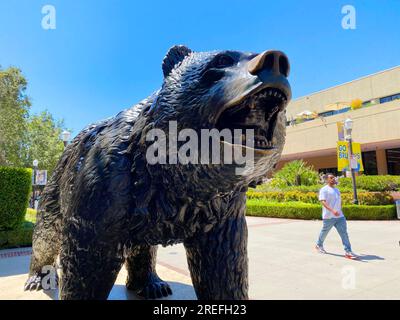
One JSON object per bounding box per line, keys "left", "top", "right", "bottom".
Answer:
{"left": 184, "top": 216, "right": 249, "bottom": 300}
{"left": 58, "top": 230, "right": 125, "bottom": 300}
{"left": 25, "top": 211, "right": 61, "bottom": 291}
{"left": 125, "top": 244, "right": 172, "bottom": 299}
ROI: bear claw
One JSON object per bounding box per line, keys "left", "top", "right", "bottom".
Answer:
{"left": 127, "top": 276, "right": 172, "bottom": 299}
{"left": 137, "top": 282, "right": 172, "bottom": 299}
{"left": 24, "top": 274, "right": 43, "bottom": 291}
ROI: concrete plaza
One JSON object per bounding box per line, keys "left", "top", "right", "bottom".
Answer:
{"left": 1, "top": 217, "right": 399, "bottom": 300}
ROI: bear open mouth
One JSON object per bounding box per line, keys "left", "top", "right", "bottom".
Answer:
{"left": 216, "top": 87, "right": 287, "bottom": 150}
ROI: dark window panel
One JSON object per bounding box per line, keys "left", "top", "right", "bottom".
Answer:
{"left": 386, "top": 148, "right": 400, "bottom": 175}
{"left": 361, "top": 151, "right": 378, "bottom": 175}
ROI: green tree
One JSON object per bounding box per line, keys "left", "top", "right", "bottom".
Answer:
{"left": 21, "top": 111, "right": 66, "bottom": 176}
{"left": 0, "top": 67, "right": 31, "bottom": 166}
{"left": 271, "top": 160, "right": 319, "bottom": 188}
{"left": 0, "top": 66, "right": 68, "bottom": 176}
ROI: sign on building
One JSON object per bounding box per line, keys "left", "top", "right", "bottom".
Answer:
{"left": 337, "top": 141, "right": 364, "bottom": 172}
{"left": 34, "top": 170, "right": 48, "bottom": 185}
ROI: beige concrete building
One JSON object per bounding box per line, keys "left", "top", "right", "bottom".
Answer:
{"left": 278, "top": 66, "right": 400, "bottom": 175}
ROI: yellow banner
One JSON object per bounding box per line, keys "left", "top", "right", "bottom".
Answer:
{"left": 337, "top": 141, "right": 364, "bottom": 172}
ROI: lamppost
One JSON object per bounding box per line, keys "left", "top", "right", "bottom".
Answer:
{"left": 344, "top": 118, "right": 359, "bottom": 205}
{"left": 32, "top": 159, "right": 39, "bottom": 209}
{"left": 61, "top": 130, "right": 71, "bottom": 148}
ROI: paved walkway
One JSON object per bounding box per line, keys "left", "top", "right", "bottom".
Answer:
{"left": 1, "top": 217, "right": 400, "bottom": 300}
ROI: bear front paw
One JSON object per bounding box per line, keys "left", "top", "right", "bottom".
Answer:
{"left": 24, "top": 273, "right": 43, "bottom": 291}
{"left": 126, "top": 273, "right": 172, "bottom": 299}
{"left": 24, "top": 271, "right": 58, "bottom": 291}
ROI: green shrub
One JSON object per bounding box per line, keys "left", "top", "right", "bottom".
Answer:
{"left": 246, "top": 199, "right": 396, "bottom": 220}
{"left": 253, "top": 183, "right": 322, "bottom": 193}
{"left": 342, "top": 204, "right": 396, "bottom": 220}
{"left": 338, "top": 175, "right": 400, "bottom": 192}
{"left": 247, "top": 191, "right": 285, "bottom": 202}
{"left": 247, "top": 200, "right": 321, "bottom": 219}
{"left": 0, "top": 210, "right": 36, "bottom": 249}
{"left": 0, "top": 167, "right": 32, "bottom": 230}
{"left": 337, "top": 185, "right": 367, "bottom": 193}
{"left": 270, "top": 160, "right": 319, "bottom": 188}
{"left": 247, "top": 190, "right": 394, "bottom": 205}
{"left": 258, "top": 174, "right": 400, "bottom": 193}
{"left": 0, "top": 221, "right": 34, "bottom": 249}
{"left": 342, "top": 192, "right": 393, "bottom": 205}
{"left": 253, "top": 183, "right": 367, "bottom": 193}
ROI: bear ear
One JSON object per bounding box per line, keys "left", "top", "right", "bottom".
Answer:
{"left": 162, "top": 45, "right": 192, "bottom": 77}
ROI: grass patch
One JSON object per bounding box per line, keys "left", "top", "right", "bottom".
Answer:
{"left": 25, "top": 208, "right": 37, "bottom": 224}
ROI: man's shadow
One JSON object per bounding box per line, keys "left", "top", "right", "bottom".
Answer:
{"left": 326, "top": 252, "right": 384, "bottom": 263}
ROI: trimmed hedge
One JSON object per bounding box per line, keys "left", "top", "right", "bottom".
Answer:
{"left": 0, "top": 167, "right": 32, "bottom": 230}
{"left": 247, "top": 190, "right": 394, "bottom": 205}
{"left": 0, "top": 221, "right": 34, "bottom": 249}
{"left": 338, "top": 175, "right": 400, "bottom": 192}
{"left": 255, "top": 176, "right": 400, "bottom": 193}
{"left": 247, "top": 201, "right": 321, "bottom": 219}
{"left": 246, "top": 199, "right": 396, "bottom": 220}
{"left": 0, "top": 209, "right": 36, "bottom": 249}
{"left": 252, "top": 184, "right": 366, "bottom": 193}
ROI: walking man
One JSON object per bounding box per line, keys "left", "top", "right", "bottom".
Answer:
{"left": 315, "top": 173, "right": 357, "bottom": 259}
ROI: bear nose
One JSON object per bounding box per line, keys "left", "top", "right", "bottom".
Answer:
{"left": 248, "top": 50, "right": 290, "bottom": 78}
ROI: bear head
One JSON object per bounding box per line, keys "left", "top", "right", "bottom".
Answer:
{"left": 141, "top": 45, "right": 291, "bottom": 199}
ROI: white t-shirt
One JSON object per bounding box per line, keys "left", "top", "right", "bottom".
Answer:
{"left": 318, "top": 185, "right": 344, "bottom": 219}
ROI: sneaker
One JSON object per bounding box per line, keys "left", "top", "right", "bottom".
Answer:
{"left": 315, "top": 245, "right": 327, "bottom": 254}
{"left": 345, "top": 251, "right": 358, "bottom": 259}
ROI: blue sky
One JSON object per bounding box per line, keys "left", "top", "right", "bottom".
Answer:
{"left": 0, "top": 0, "right": 399, "bottom": 135}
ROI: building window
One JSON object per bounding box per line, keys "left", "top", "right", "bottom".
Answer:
{"left": 380, "top": 93, "right": 400, "bottom": 104}
{"left": 318, "top": 107, "right": 351, "bottom": 118}
{"left": 319, "top": 111, "right": 334, "bottom": 117}
{"left": 362, "top": 151, "right": 378, "bottom": 175}
{"left": 386, "top": 148, "right": 400, "bottom": 175}
{"left": 335, "top": 107, "right": 351, "bottom": 115}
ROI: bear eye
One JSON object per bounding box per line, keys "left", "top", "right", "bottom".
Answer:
{"left": 201, "top": 69, "right": 225, "bottom": 85}
{"left": 213, "top": 55, "right": 235, "bottom": 68}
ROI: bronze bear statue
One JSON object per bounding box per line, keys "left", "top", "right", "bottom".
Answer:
{"left": 25, "top": 45, "right": 291, "bottom": 300}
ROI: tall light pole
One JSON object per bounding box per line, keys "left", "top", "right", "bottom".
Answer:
{"left": 344, "top": 118, "right": 359, "bottom": 205}
{"left": 32, "top": 159, "right": 39, "bottom": 209}
{"left": 61, "top": 130, "right": 71, "bottom": 148}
